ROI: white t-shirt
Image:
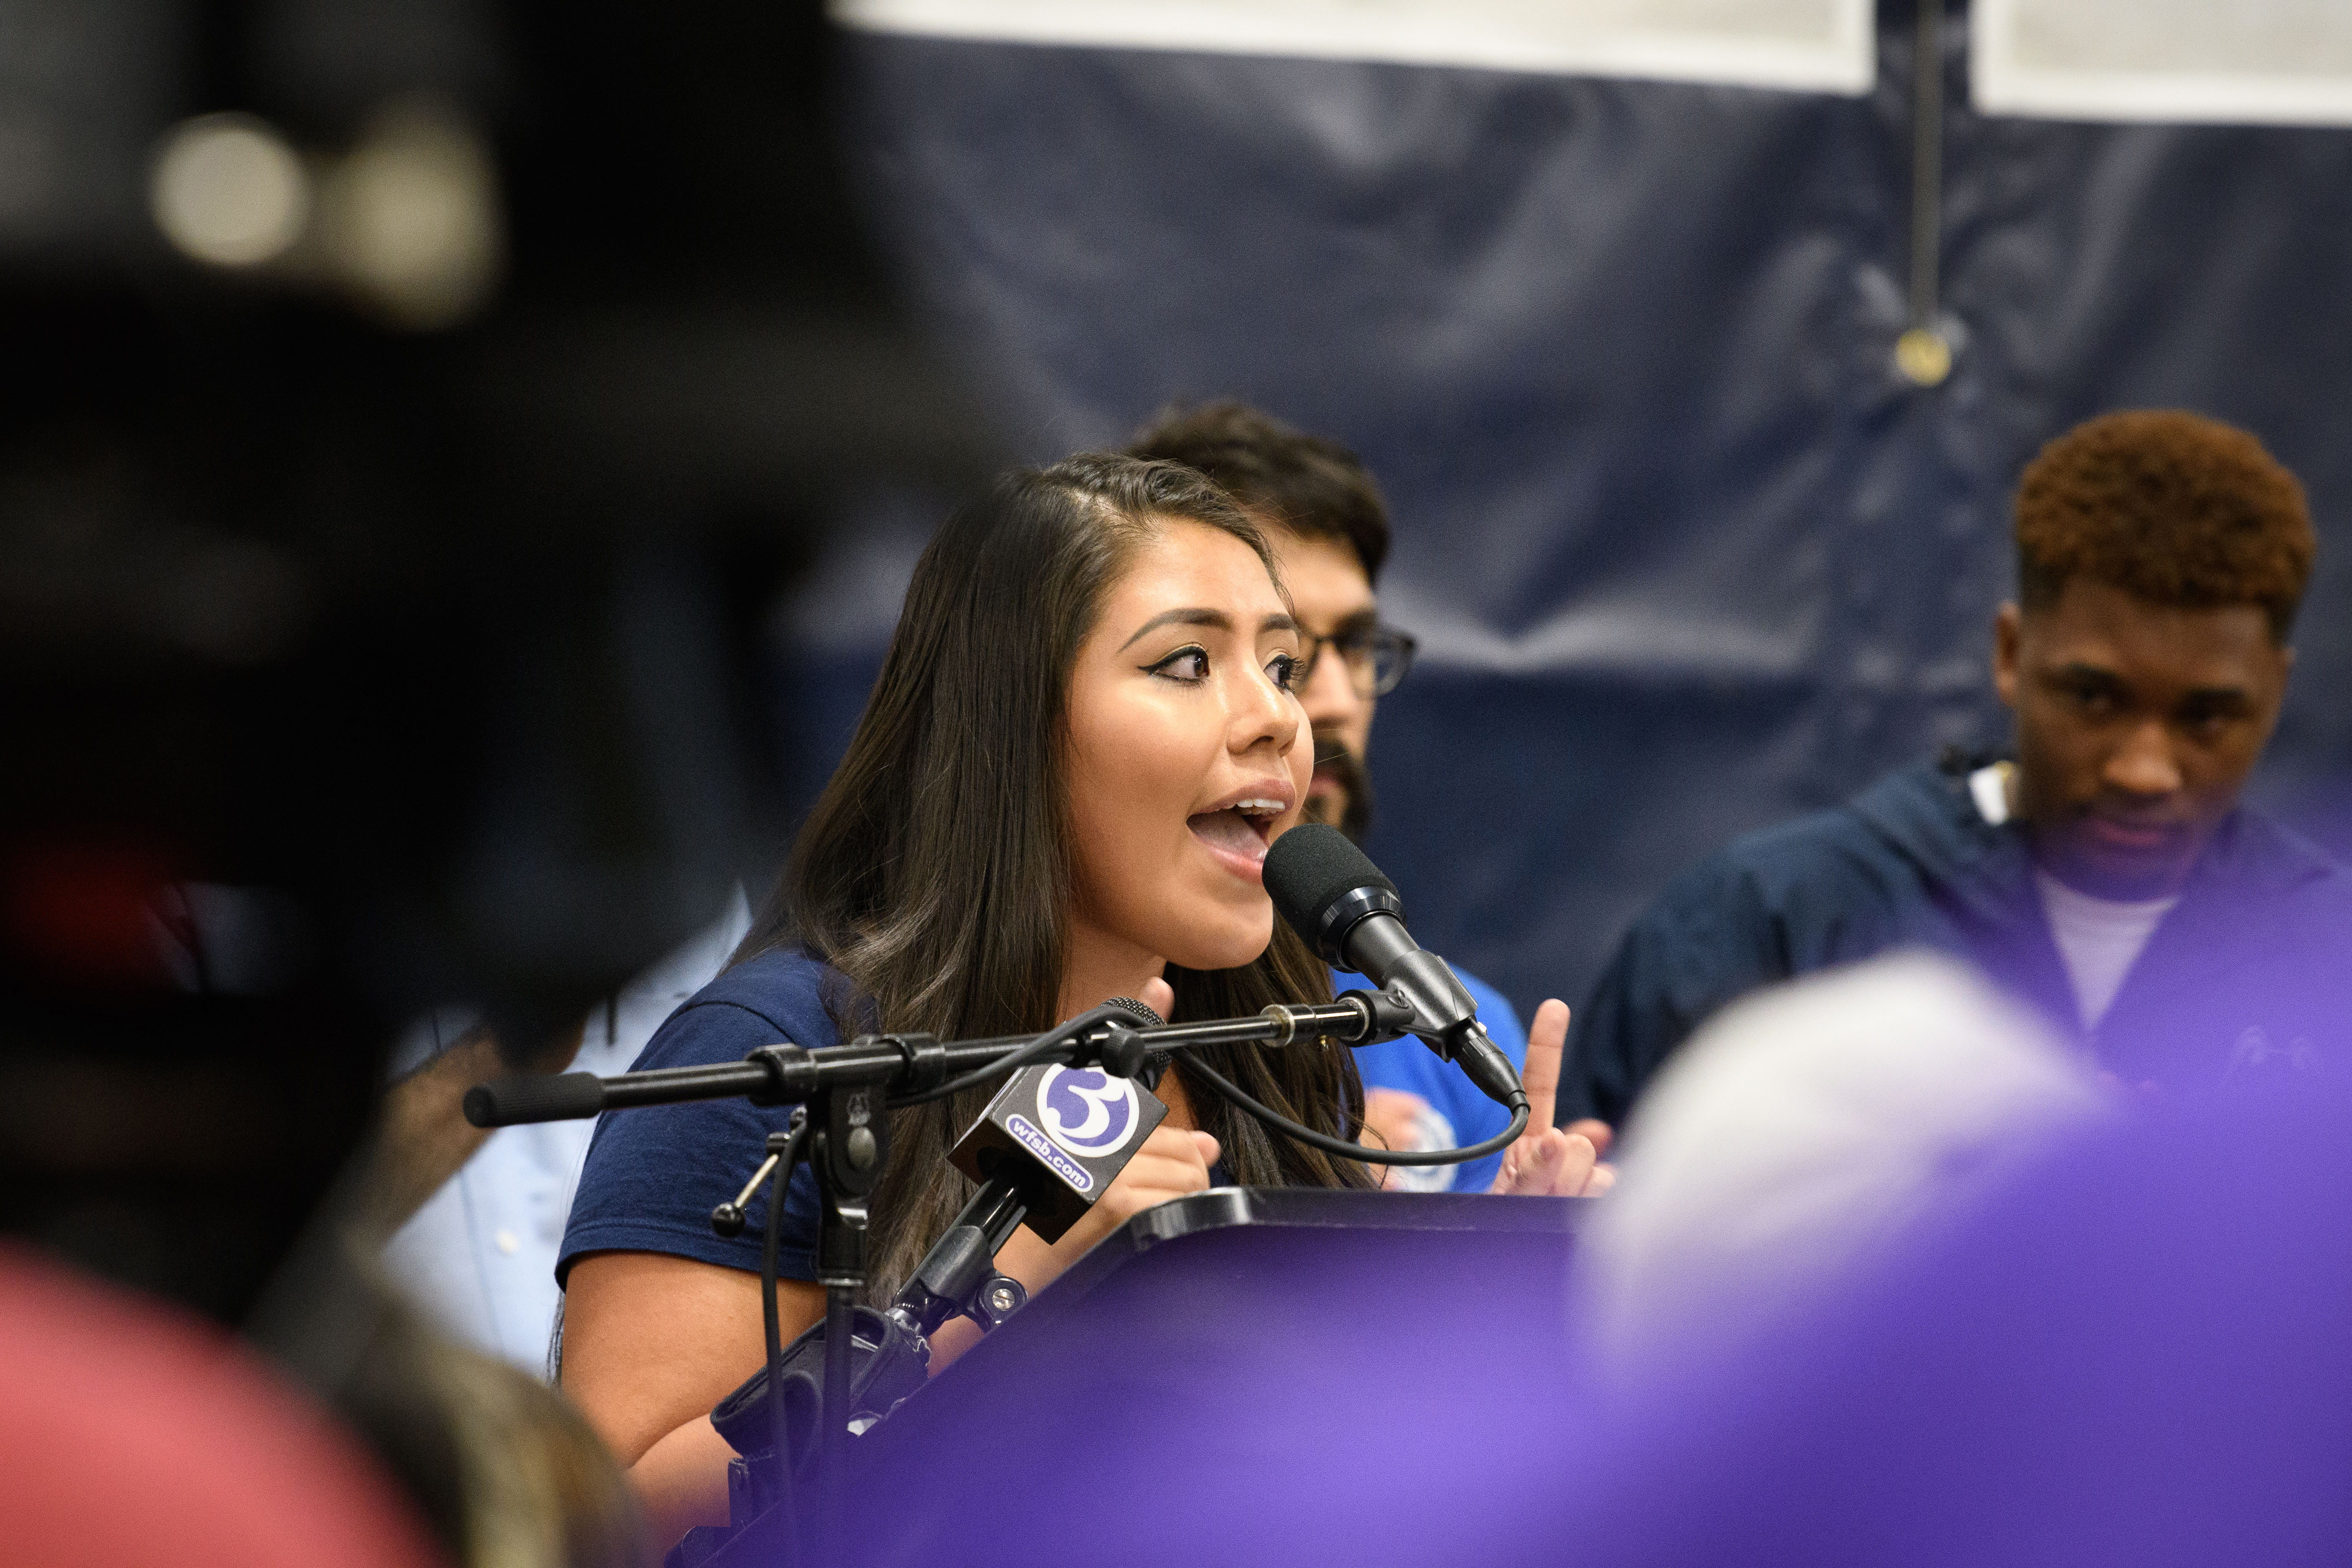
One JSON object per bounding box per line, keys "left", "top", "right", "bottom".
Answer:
{"left": 1968, "top": 764, "right": 2177, "bottom": 1033}
{"left": 2032, "top": 871, "right": 2177, "bottom": 1032}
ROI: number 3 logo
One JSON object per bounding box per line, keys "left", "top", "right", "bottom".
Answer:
{"left": 1036, "top": 1066, "right": 1139, "bottom": 1157}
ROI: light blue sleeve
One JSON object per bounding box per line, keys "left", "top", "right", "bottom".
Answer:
{"left": 382, "top": 1120, "right": 591, "bottom": 1376}
{"left": 1337, "top": 965, "right": 1525, "bottom": 1193}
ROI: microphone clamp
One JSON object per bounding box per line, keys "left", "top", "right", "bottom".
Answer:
{"left": 1099, "top": 995, "right": 1171, "bottom": 1087}
{"left": 1352, "top": 986, "right": 1419, "bottom": 1041}
{"left": 1097, "top": 1024, "right": 1157, "bottom": 1082}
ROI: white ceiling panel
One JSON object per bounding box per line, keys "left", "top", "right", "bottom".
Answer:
{"left": 1975, "top": 0, "right": 2352, "bottom": 127}
{"left": 834, "top": 0, "right": 1877, "bottom": 96}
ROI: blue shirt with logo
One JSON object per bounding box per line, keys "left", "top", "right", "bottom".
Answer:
{"left": 1338, "top": 966, "right": 1529, "bottom": 1193}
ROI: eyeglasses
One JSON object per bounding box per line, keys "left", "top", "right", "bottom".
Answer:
{"left": 1297, "top": 624, "right": 1418, "bottom": 698}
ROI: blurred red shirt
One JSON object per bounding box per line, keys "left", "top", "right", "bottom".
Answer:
{"left": 0, "top": 1243, "right": 442, "bottom": 1568}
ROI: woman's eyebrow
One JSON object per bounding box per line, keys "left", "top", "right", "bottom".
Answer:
{"left": 1118, "top": 608, "right": 1229, "bottom": 651}
{"left": 1260, "top": 612, "right": 1301, "bottom": 637}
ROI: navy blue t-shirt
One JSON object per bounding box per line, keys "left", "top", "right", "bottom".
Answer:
{"left": 559, "top": 946, "right": 837, "bottom": 1286}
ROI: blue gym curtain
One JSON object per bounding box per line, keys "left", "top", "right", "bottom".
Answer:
{"left": 798, "top": 0, "right": 2352, "bottom": 1023}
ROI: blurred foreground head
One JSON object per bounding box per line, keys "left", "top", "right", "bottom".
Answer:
{"left": 0, "top": 1, "right": 989, "bottom": 1328}
{"left": 1538, "top": 1039, "right": 2352, "bottom": 1568}
{"left": 1573, "top": 951, "right": 2111, "bottom": 1369}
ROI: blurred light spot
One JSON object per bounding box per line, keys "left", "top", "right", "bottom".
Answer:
{"left": 150, "top": 114, "right": 311, "bottom": 267}
{"left": 1895, "top": 327, "right": 1953, "bottom": 387}
{"left": 321, "top": 99, "right": 503, "bottom": 329}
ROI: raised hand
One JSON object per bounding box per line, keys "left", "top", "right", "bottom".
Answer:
{"left": 1488, "top": 999, "right": 1614, "bottom": 1197}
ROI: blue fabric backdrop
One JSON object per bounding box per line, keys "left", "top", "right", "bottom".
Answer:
{"left": 779, "top": 0, "right": 2352, "bottom": 1027}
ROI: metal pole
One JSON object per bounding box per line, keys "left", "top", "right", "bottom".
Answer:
{"left": 820, "top": 1281, "right": 855, "bottom": 1555}
{"left": 1896, "top": 0, "right": 1952, "bottom": 386}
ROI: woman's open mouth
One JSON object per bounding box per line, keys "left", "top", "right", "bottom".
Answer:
{"left": 1187, "top": 798, "right": 1285, "bottom": 879}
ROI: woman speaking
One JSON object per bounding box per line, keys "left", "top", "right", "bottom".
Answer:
{"left": 557, "top": 455, "right": 1601, "bottom": 1545}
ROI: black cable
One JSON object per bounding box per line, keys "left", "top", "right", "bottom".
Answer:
{"left": 760, "top": 1116, "right": 805, "bottom": 1524}
{"left": 819, "top": 1281, "right": 854, "bottom": 1555}
{"left": 1181, "top": 1056, "right": 1528, "bottom": 1167}
{"left": 887, "top": 1004, "right": 1122, "bottom": 1108}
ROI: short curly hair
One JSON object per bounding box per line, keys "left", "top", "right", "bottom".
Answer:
{"left": 2016, "top": 410, "right": 2316, "bottom": 642}
{"left": 1125, "top": 400, "right": 1391, "bottom": 586}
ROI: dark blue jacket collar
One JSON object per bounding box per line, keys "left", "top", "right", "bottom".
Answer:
{"left": 1843, "top": 755, "right": 2347, "bottom": 1054}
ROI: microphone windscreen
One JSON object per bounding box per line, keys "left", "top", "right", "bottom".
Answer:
{"left": 1263, "top": 824, "right": 1397, "bottom": 946}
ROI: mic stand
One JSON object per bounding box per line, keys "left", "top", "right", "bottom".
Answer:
{"left": 704, "top": 1165, "right": 1039, "bottom": 1560}
{"left": 708, "top": 1111, "right": 808, "bottom": 1533}
{"left": 891, "top": 1170, "right": 1033, "bottom": 1338}
{"left": 464, "top": 994, "right": 1416, "bottom": 1131}
{"left": 808, "top": 1078, "right": 884, "bottom": 1557}
{"left": 719, "top": 1080, "right": 886, "bottom": 1560}
{"left": 469, "top": 988, "right": 1440, "bottom": 1563}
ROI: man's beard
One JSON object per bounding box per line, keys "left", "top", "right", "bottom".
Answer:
{"left": 1307, "top": 736, "right": 1375, "bottom": 843}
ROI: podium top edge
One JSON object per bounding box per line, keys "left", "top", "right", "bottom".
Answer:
{"left": 1145, "top": 1185, "right": 1587, "bottom": 1242}
{"left": 1031, "top": 1184, "right": 1588, "bottom": 1301}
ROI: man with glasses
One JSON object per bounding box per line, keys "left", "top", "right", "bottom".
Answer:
{"left": 1128, "top": 402, "right": 1525, "bottom": 1190}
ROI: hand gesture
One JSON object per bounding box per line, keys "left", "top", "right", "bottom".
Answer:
{"left": 1488, "top": 999, "right": 1615, "bottom": 1197}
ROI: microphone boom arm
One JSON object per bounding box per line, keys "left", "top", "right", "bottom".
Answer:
{"left": 461, "top": 992, "right": 1414, "bottom": 1128}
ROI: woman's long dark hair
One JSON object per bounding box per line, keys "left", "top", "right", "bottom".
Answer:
{"left": 742, "top": 453, "right": 1372, "bottom": 1301}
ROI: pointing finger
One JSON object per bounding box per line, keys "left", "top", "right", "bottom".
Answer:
{"left": 1520, "top": 999, "right": 1568, "bottom": 1131}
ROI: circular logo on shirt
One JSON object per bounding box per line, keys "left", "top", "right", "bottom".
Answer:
{"left": 1034, "top": 1065, "right": 1140, "bottom": 1157}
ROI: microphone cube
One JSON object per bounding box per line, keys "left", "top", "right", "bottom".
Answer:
{"left": 950, "top": 1063, "right": 1168, "bottom": 1242}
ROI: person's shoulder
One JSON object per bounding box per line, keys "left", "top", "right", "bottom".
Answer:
{"left": 1702, "top": 758, "right": 1977, "bottom": 891}
{"left": 690, "top": 942, "right": 835, "bottom": 1014}
{"left": 1647, "top": 800, "right": 1872, "bottom": 917}
{"left": 1615, "top": 758, "right": 1981, "bottom": 956}
{"left": 633, "top": 944, "right": 846, "bottom": 1070}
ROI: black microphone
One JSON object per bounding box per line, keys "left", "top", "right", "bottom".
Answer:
{"left": 1263, "top": 825, "right": 1527, "bottom": 1112}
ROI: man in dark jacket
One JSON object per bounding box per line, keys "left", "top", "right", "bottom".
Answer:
{"left": 1564, "top": 409, "right": 2352, "bottom": 1128}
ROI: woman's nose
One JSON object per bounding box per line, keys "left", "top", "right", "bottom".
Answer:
{"left": 1229, "top": 663, "right": 1301, "bottom": 755}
